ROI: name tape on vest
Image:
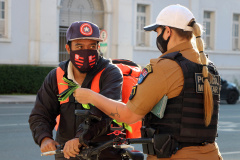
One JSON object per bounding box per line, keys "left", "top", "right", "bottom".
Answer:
{"left": 195, "top": 73, "right": 220, "bottom": 95}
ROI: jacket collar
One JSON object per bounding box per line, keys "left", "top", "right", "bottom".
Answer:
{"left": 160, "top": 41, "right": 193, "bottom": 57}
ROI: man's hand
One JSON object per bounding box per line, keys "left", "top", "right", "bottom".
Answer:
{"left": 74, "top": 88, "right": 94, "bottom": 104}
{"left": 40, "top": 137, "right": 59, "bottom": 155}
{"left": 63, "top": 138, "right": 81, "bottom": 159}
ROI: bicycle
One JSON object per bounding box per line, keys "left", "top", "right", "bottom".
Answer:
{"left": 41, "top": 110, "right": 154, "bottom": 160}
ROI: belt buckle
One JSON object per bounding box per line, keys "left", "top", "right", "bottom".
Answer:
{"left": 202, "top": 142, "right": 208, "bottom": 146}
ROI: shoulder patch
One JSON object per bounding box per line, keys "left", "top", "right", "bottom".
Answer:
{"left": 195, "top": 73, "right": 220, "bottom": 95}
{"left": 129, "top": 85, "right": 138, "bottom": 100}
{"left": 138, "top": 64, "right": 153, "bottom": 84}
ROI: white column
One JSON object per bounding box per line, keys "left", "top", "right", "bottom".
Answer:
{"left": 110, "top": 0, "right": 119, "bottom": 59}
{"left": 103, "top": 0, "right": 113, "bottom": 59}
{"left": 39, "top": 0, "right": 59, "bottom": 65}
{"left": 28, "top": 0, "right": 59, "bottom": 65}
{"left": 116, "top": 0, "right": 133, "bottom": 60}
{"left": 28, "top": 0, "right": 41, "bottom": 64}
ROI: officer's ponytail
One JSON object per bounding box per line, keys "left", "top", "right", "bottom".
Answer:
{"left": 192, "top": 21, "right": 213, "bottom": 127}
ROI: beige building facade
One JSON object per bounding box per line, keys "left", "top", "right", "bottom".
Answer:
{"left": 0, "top": 0, "right": 240, "bottom": 84}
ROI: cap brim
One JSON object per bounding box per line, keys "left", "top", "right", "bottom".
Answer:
{"left": 69, "top": 37, "right": 103, "bottom": 42}
{"left": 143, "top": 23, "right": 160, "bottom": 31}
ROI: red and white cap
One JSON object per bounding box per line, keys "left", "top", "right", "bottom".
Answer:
{"left": 144, "top": 4, "right": 195, "bottom": 32}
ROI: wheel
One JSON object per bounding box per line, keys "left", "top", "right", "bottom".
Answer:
{"left": 226, "top": 90, "right": 239, "bottom": 104}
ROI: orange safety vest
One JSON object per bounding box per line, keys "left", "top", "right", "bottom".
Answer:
{"left": 55, "top": 63, "right": 142, "bottom": 138}
{"left": 55, "top": 67, "right": 105, "bottom": 130}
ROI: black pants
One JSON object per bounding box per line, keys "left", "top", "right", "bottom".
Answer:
{"left": 55, "top": 147, "right": 122, "bottom": 160}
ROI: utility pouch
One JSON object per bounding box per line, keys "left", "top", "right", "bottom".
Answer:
{"left": 141, "top": 126, "right": 155, "bottom": 155}
{"left": 154, "top": 134, "right": 175, "bottom": 158}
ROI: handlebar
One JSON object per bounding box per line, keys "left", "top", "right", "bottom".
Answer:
{"left": 41, "top": 137, "right": 153, "bottom": 160}
{"left": 41, "top": 110, "right": 152, "bottom": 159}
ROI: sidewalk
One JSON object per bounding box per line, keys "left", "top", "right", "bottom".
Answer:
{"left": 0, "top": 95, "right": 36, "bottom": 103}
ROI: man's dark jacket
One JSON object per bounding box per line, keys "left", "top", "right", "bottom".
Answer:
{"left": 29, "top": 57, "right": 123, "bottom": 159}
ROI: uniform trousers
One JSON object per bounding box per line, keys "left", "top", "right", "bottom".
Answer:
{"left": 147, "top": 142, "right": 223, "bottom": 160}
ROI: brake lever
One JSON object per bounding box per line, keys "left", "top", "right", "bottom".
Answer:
{"left": 41, "top": 144, "right": 64, "bottom": 156}
{"left": 41, "top": 150, "right": 63, "bottom": 156}
{"left": 113, "top": 144, "right": 135, "bottom": 150}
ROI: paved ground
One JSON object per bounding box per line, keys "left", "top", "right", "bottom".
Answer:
{"left": 0, "top": 95, "right": 239, "bottom": 160}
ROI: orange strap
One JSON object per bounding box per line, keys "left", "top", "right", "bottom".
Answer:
{"left": 56, "top": 67, "right": 69, "bottom": 104}
{"left": 91, "top": 69, "right": 105, "bottom": 93}
{"left": 55, "top": 67, "right": 68, "bottom": 131}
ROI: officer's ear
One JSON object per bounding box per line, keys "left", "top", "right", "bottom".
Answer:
{"left": 165, "top": 26, "right": 172, "bottom": 37}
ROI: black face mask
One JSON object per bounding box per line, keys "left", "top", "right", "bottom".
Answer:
{"left": 156, "top": 28, "right": 170, "bottom": 54}
{"left": 70, "top": 49, "right": 99, "bottom": 73}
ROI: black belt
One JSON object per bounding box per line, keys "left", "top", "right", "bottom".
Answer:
{"left": 178, "top": 142, "right": 208, "bottom": 149}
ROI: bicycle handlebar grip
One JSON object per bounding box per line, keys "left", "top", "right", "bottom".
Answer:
{"left": 128, "top": 138, "right": 154, "bottom": 144}
{"left": 75, "top": 110, "right": 90, "bottom": 117}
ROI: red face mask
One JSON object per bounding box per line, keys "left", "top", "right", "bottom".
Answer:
{"left": 70, "top": 49, "right": 99, "bottom": 73}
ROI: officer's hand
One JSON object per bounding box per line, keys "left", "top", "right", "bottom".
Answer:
{"left": 63, "top": 138, "right": 81, "bottom": 159}
{"left": 74, "top": 88, "right": 93, "bottom": 104}
{"left": 40, "top": 137, "right": 59, "bottom": 155}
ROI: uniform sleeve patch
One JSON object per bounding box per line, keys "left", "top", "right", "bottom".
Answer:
{"left": 138, "top": 64, "right": 153, "bottom": 84}
{"left": 195, "top": 73, "right": 220, "bottom": 95}
{"left": 129, "top": 85, "right": 138, "bottom": 100}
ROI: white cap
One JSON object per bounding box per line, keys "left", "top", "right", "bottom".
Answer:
{"left": 144, "top": 4, "right": 195, "bottom": 31}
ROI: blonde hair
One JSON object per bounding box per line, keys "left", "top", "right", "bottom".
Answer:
{"left": 192, "top": 22, "right": 213, "bottom": 127}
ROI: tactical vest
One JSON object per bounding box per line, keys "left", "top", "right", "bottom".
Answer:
{"left": 143, "top": 52, "right": 220, "bottom": 144}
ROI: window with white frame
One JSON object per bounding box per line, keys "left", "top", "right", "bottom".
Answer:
{"left": 203, "top": 11, "right": 215, "bottom": 50}
{"left": 232, "top": 14, "right": 240, "bottom": 51}
{"left": 136, "top": 4, "right": 149, "bottom": 47}
{"left": 0, "top": 0, "right": 5, "bottom": 37}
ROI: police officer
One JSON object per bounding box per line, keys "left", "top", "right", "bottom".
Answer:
{"left": 29, "top": 21, "right": 123, "bottom": 160}
{"left": 74, "top": 4, "right": 222, "bottom": 160}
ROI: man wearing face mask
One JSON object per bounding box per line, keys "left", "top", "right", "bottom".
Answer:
{"left": 29, "top": 21, "right": 123, "bottom": 160}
